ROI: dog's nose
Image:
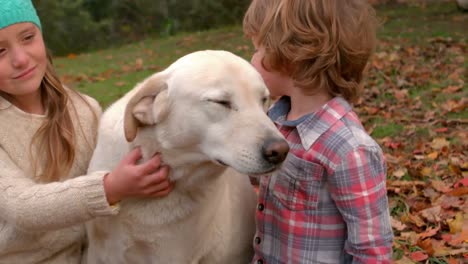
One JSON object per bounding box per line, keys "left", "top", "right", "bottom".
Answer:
{"left": 262, "top": 138, "right": 289, "bottom": 164}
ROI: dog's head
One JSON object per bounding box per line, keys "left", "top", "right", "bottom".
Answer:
{"left": 123, "top": 50, "right": 289, "bottom": 176}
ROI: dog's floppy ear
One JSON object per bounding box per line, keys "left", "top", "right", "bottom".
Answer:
{"left": 124, "top": 73, "right": 169, "bottom": 142}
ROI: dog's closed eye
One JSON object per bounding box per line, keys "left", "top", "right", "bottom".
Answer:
{"left": 207, "top": 99, "right": 232, "bottom": 109}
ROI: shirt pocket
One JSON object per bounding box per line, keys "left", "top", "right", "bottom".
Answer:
{"left": 270, "top": 154, "right": 324, "bottom": 211}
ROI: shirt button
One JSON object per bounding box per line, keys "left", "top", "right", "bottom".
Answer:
{"left": 257, "top": 259, "right": 264, "bottom": 264}
{"left": 257, "top": 203, "right": 264, "bottom": 211}
{"left": 255, "top": 236, "right": 261, "bottom": 244}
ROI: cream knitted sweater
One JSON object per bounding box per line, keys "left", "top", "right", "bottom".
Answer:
{"left": 0, "top": 92, "right": 118, "bottom": 264}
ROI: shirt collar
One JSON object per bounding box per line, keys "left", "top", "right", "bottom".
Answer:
{"left": 269, "top": 96, "right": 353, "bottom": 149}
{"left": 0, "top": 95, "right": 12, "bottom": 110}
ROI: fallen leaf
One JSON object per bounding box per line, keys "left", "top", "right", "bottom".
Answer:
{"left": 448, "top": 187, "right": 468, "bottom": 197}
{"left": 392, "top": 217, "right": 408, "bottom": 231}
{"left": 454, "top": 178, "right": 468, "bottom": 188}
{"left": 420, "top": 167, "right": 433, "bottom": 177}
{"left": 417, "top": 238, "right": 434, "bottom": 256}
{"left": 409, "top": 251, "right": 428, "bottom": 262}
{"left": 419, "top": 206, "right": 441, "bottom": 223}
{"left": 67, "top": 53, "right": 77, "bottom": 59}
{"left": 419, "top": 225, "right": 441, "bottom": 239}
{"left": 431, "top": 180, "right": 452, "bottom": 193}
{"left": 434, "top": 127, "right": 448, "bottom": 133}
{"left": 431, "top": 137, "right": 450, "bottom": 150}
{"left": 446, "top": 257, "right": 460, "bottom": 264}
{"left": 426, "top": 151, "right": 439, "bottom": 160}
{"left": 447, "top": 212, "right": 464, "bottom": 234}
{"left": 400, "top": 231, "right": 420, "bottom": 245}
{"left": 393, "top": 168, "right": 407, "bottom": 178}
{"left": 394, "top": 256, "right": 417, "bottom": 264}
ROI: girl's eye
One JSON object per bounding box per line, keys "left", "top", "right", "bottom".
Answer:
{"left": 23, "top": 34, "right": 35, "bottom": 42}
{"left": 261, "top": 97, "right": 268, "bottom": 105}
{"left": 0, "top": 48, "right": 5, "bottom": 56}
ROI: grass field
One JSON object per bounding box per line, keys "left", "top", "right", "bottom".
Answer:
{"left": 54, "top": 1, "right": 467, "bottom": 263}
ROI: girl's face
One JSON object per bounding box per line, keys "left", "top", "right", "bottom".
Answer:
{"left": 250, "top": 40, "right": 292, "bottom": 98}
{"left": 0, "top": 23, "right": 47, "bottom": 100}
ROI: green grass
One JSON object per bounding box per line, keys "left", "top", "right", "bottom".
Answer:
{"left": 375, "top": 1, "right": 467, "bottom": 41}
{"left": 55, "top": 26, "right": 253, "bottom": 107}
{"left": 371, "top": 120, "right": 405, "bottom": 138}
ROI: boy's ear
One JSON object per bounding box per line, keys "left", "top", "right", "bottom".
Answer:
{"left": 124, "top": 73, "right": 169, "bottom": 142}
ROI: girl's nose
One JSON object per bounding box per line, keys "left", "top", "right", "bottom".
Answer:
{"left": 11, "top": 47, "right": 29, "bottom": 68}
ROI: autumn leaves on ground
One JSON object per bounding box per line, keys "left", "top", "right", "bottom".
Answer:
{"left": 54, "top": 1, "right": 467, "bottom": 263}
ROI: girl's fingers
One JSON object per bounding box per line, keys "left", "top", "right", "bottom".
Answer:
{"left": 124, "top": 147, "right": 143, "bottom": 164}
{"left": 150, "top": 185, "right": 173, "bottom": 197}
{"left": 138, "top": 154, "right": 163, "bottom": 175}
{"left": 151, "top": 180, "right": 174, "bottom": 195}
{"left": 148, "top": 166, "right": 170, "bottom": 184}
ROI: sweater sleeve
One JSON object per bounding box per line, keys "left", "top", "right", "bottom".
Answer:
{"left": 0, "top": 147, "right": 119, "bottom": 232}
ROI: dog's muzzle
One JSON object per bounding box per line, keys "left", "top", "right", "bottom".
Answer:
{"left": 261, "top": 138, "right": 289, "bottom": 165}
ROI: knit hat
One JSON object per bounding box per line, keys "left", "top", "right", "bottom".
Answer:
{"left": 0, "top": 0, "right": 42, "bottom": 31}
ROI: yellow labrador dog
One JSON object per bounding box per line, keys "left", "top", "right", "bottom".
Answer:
{"left": 85, "top": 50, "right": 289, "bottom": 264}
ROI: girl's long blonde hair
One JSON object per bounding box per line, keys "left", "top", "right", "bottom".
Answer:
{"left": 32, "top": 51, "right": 96, "bottom": 182}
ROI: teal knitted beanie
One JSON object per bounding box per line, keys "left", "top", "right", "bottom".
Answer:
{"left": 0, "top": 0, "right": 42, "bottom": 31}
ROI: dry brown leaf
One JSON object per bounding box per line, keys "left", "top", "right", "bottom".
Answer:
{"left": 67, "top": 53, "right": 77, "bottom": 59}
{"left": 135, "top": 58, "right": 144, "bottom": 71}
{"left": 447, "top": 187, "right": 468, "bottom": 197}
{"left": 431, "top": 180, "right": 452, "bottom": 193}
{"left": 419, "top": 206, "right": 441, "bottom": 223}
{"left": 400, "top": 231, "right": 420, "bottom": 245}
{"left": 392, "top": 168, "right": 407, "bottom": 178}
{"left": 420, "top": 167, "right": 433, "bottom": 177}
{"left": 114, "top": 81, "right": 126, "bottom": 87}
{"left": 406, "top": 213, "right": 426, "bottom": 227}
{"left": 393, "top": 256, "right": 417, "bottom": 264}
{"left": 391, "top": 181, "right": 426, "bottom": 187}
{"left": 409, "top": 251, "right": 428, "bottom": 262}
{"left": 419, "top": 225, "right": 441, "bottom": 239}
{"left": 391, "top": 216, "right": 408, "bottom": 231}
{"left": 417, "top": 238, "right": 434, "bottom": 256}
{"left": 447, "top": 212, "right": 464, "bottom": 234}
{"left": 426, "top": 151, "right": 439, "bottom": 160}
{"left": 431, "top": 137, "right": 450, "bottom": 150}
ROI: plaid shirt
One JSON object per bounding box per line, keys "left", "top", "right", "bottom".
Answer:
{"left": 252, "top": 97, "right": 393, "bottom": 264}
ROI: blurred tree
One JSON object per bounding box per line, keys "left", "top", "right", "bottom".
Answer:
{"left": 83, "top": 0, "right": 114, "bottom": 21}
{"left": 32, "top": 0, "right": 251, "bottom": 54}
{"left": 168, "top": 0, "right": 250, "bottom": 32}
{"left": 33, "top": 0, "right": 111, "bottom": 55}
{"left": 110, "top": 0, "right": 169, "bottom": 39}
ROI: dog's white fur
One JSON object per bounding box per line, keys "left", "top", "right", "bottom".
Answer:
{"left": 85, "top": 50, "right": 287, "bottom": 264}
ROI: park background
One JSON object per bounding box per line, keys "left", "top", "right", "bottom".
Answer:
{"left": 33, "top": 0, "right": 467, "bottom": 263}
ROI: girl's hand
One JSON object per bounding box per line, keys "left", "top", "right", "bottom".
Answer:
{"left": 103, "top": 147, "right": 173, "bottom": 205}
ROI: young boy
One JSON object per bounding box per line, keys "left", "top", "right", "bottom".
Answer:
{"left": 243, "top": 0, "right": 394, "bottom": 263}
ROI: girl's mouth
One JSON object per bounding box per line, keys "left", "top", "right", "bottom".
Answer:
{"left": 13, "top": 66, "right": 36, "bottom": 79}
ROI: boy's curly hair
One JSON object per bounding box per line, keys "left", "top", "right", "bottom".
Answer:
{"left": 243, "top": 0, "right": 378, "bottom": 103}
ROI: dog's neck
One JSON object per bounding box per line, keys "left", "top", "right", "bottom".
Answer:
{"left": 131, "top": 130, "right": 227, "bottom": 184}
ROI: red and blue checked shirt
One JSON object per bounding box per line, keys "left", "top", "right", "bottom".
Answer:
{"left": 252, "top": 96, "right": 393, "bottom": 264}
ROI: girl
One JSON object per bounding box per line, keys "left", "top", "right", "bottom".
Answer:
{"left": 0, "top": 1, "right": 173, "bottom": 263}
